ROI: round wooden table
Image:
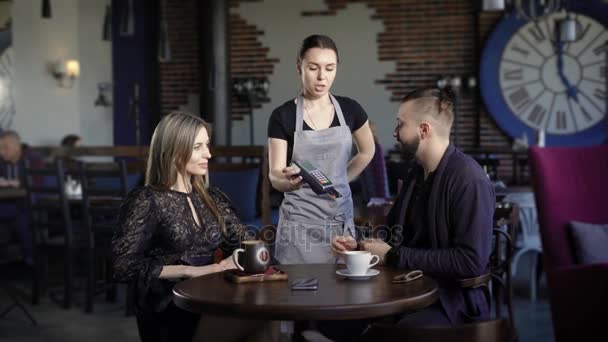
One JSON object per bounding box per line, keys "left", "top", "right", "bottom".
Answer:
{"left": 173, "top": 264, "right": 439, "bottom": 321}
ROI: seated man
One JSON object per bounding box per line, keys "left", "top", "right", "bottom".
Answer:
{"left": 0, "top": 130, "right": 44, "bottom": 265}
{"left": 333, "top": 87, "right": 495, "bottom": 328}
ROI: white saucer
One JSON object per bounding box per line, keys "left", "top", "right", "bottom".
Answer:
{"left": 336, "top": 268, "right": 380, "bottom": 280}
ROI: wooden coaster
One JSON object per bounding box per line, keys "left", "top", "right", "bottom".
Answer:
{"left": 224, "top": 266, "right": 288, "bottom": 283}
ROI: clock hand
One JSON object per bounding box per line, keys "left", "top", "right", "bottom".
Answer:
{"left": 555, "top": 37, "right": 579, "bottom": 102}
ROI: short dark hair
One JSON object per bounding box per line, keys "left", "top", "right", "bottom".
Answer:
{"left": 61, "top": 134, "right": 81, "bottom": 147}
{"left": 297, "top": 34, "right": 339, "bottom": 63}
{"left": 400, "top": 87, "right": 455, "bottom": 128}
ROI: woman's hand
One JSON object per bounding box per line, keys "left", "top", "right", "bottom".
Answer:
{"left": 185, "top": 263, "right": 225, "bottom": 278}
{"left": 218, "top": 255, "right": 238, "bottom": 271}
{"left": 282, "top": 165, "right": 304, "bottom": 192}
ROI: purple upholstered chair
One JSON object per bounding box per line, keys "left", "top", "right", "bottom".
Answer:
{"left": 528, "top": 145, "right": 608, "bottom": 342}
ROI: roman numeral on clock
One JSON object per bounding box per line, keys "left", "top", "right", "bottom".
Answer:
{"left": 528, "top": 25, "right": 545, "bottom": 43}
{"left": 509, "top": 87, "right": 532, "bottom": 110}
{"left": 595, "top": 89, "right": 607, "bottom": 100}
{"left": 528, "top": 104, "right": 546, "bottom": 126}
{"left": 556, "top": 111, "right": 567, "bottom": 130}
{"left": 594, "top": 42, "right": 608, "bottom": 56}
{"left": 504, "top": 69, "right": 523, "bottom": 81}
{"left": 576, "top": 23, "right": 591, "bottom": 41}
{"left": 511, "top": 44, "right": 530, "bottom": 58}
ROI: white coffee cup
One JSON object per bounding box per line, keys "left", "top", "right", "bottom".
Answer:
{"left": 343, "top": 251, "right": 379, "bottom": 276}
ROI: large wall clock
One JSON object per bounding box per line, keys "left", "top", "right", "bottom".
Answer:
{"left": 480, "top": 0, "right": 608, "bottom": 146}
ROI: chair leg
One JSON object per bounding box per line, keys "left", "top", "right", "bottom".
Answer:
{"left": 105, "top": 258, "right": 117, "bottom": 302}
{"left": 64, "top": 247, "right": 73, "bottom": 309}
{"left": 529, "top": 253, "right": 538, "bottom": 302}
{"left": 85, "top": 248, "right": 94, "bottom": 313}
{"left": 31, "top": 247, "right": 47, "bottom": 305}
{"left": 125, "top": 282, "right": 136, "bottom": 317}
{"left": 505, "top": 265, "right": 516, "bottom": 328}
{"left": 31, "top": 262, "right": 40, "bottom": 305}
{"left": 492, "top": 279, "right": 503, "bottom": 319}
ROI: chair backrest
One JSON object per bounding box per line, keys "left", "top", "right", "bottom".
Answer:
{"left": 209, "top": 164, "right": 260, "bottom": 223}
{"left": 529, "top": 145, "right": 608, "bottom": 271}
{"left": 79, "top": 161, "right": 129, "bottom": 240}
{"left": 23, "top": 159, "right": 72, "bottom": 245}
{"left": 369, "top": 319, "right": 515, "bottom": 342}
{"left": 359, "top": 142, "right": 390, "bottom": 202}
{"left": 207, "top": 145, "right": 271, "bottom": 228}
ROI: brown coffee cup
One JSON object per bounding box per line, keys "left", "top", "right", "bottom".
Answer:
{"left": 232, "top": 240, "right": 270, "bottom": 274}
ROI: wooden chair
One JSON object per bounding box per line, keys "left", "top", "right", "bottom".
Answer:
{"left": 0, "top": 221, "right": 37, "bottom": 325}
{"left": 366, "top": 318, "right": 515, "bottom": 342}
{"left": 79, "top": 160, "right": 129, "bottom": 313}
{"left": 492, "top": 203, "right": 519, "bottom": 330}
{"left": 208, "top": 146, "right": 272, "bottom": 229}
{"left": 23, "top": 159, "right": 74, "bottom": 308}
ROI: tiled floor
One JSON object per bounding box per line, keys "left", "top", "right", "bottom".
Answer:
{"left": 1, "top": 253, "right": 554, "bottom": 342}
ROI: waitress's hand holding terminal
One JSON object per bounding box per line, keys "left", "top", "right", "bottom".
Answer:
{"left": 291, "top": 160, "right": 342, "bottom": 199}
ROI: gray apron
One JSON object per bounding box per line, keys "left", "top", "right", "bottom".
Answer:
{"left": 275, "top": 94, "right": 355, "bottom": 264}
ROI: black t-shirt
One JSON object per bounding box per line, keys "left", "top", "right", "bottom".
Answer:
{"left": 267, "top": 95, "right": 368, "bottom": 164}
{"left": 403, "top": 170, "right": 434, "bottom": 248}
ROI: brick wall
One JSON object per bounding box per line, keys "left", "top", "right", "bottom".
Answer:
{"left": 159, "top": 0, "right": 200, "bottom": 116}
{"left": 229, "top": 8, "right": 279, "bottom": 120}
{"left": 161, "top": 0, "right": 523, "bottom": 182}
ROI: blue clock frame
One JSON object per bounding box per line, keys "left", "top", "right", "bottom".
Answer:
{"left": 480, "top": 0, "right": 608, "bottom": 146}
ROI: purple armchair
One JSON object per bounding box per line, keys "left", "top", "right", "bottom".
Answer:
{"left": 529, "top": 145, "right": 608, "bottom": 342}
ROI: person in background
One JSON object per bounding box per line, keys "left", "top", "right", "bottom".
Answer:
{"left": 333, "top": 87, "right": 494, "bottom": 336}
{"left": 61, "top": 134, "right": 82, "bottom": 148}
{"left": 0, "top": 130, "right": 43, "bottom": 266}
{"left": 267, "top": 34, "right": 375, "bottom": 264}
{"left": 112, "top": 112, "right": 277, "bottom": 342}
{"left": 0, "top": 130, "right": 43, "bottom": 187}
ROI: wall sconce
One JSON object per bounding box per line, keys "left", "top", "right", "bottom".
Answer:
{"left": 51, "top": 59, "right": 80, "bottom": 88}
{"left": 94, "top": 82, "right": 112, "bottom": 107}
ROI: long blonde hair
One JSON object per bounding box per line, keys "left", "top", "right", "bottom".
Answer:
{"left": 145, "top": 112, "right": 224, "bottom": 232}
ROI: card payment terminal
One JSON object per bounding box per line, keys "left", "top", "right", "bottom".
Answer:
{"left": 291, "top": 160, "right": 342, "bottom": 198}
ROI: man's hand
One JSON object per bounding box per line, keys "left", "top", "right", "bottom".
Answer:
{"left": 331, "top": 235, "right": 357, "bottom": 254}
{"left": 359, "top": 238, "right": 392, "bottom": 265}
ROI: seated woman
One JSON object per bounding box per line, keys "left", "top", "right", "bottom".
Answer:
{"left": 112, "top": 112, "right": 277, "bottom": 342}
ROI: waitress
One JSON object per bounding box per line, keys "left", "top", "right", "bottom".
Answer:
{"left": 267, "top": 34, "right": 375, "bottom": 264}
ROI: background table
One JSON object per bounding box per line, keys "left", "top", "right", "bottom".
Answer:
{"left": 173, "top": 264, "right": 438, "bottom": 321}
{"left": 0, "top": 188, "right": 26, "bottom": 200}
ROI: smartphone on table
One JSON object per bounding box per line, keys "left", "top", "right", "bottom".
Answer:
{"left": 291, "top": 278, "right": 319, "bottom": 290}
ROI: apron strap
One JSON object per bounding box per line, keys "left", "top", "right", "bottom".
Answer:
{"left": 329, "top": 94, "right": 347, "bottom": 127}
{"left": 296, "top": 94, "right": 348, "bottom": 132}
{"left": 295, "top": 96, "right": 304, "bottom": 132}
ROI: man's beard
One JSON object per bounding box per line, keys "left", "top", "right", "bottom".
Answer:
{"left": 399, "top": 135, "right": 420, "bottom": 161}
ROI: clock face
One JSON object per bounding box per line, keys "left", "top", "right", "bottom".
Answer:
{"left": 481, "top": 1, "right": 608, "bottom": 146}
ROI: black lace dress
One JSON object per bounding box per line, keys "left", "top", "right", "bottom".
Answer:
{"left": 112, "top": 186, "right": 250, "bottom": 341}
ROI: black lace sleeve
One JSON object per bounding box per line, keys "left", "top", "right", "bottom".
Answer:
{"left": 112, "top": 187, "right": 164, "bottom": 284}
{"left": 208, "top": 187, "right": 252, "bottom": 256}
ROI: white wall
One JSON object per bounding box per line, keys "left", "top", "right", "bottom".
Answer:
{"left": 231, "top": 0, "right": 397, "bottom": 151}
{"left": 77, "top": 0, "right": 113, "bottom": 146}
{"left": 11, "top": 0, "right": 112, "bottom": 146}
